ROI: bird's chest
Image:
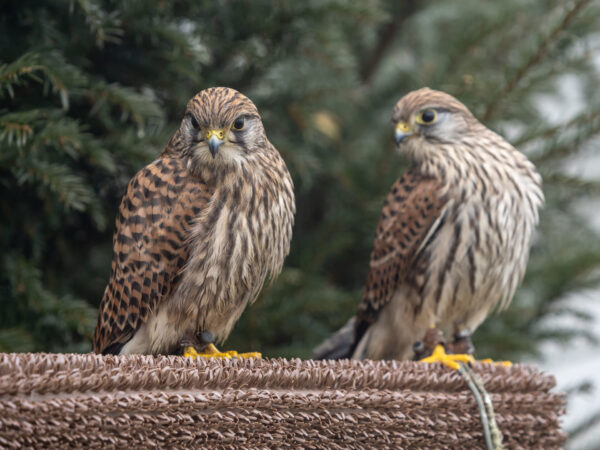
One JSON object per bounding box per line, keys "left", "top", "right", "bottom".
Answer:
{"left": 192, "top": 188, "right": 277, "bottom": 296}
{"left": 412, "top": 185, "right": 527, "bottom": 319}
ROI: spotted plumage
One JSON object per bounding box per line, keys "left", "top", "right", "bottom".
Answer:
{"left": 93, "top": 87, "right": 295, "bottom": 355}
{"left": 314, "top": 88, "right": 543, "bottom": 361}
{"left": 354, "top": 170, "right": 446, "bottom": 340}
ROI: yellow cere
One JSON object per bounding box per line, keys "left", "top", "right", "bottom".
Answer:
{"left": 396, "top": 122, "right": 412, "bottom": 133}
{"left": 205, "top": 129, "right": 225, "bottom": 140}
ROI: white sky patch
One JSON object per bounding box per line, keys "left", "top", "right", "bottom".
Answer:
{"left": 534, "top": 74, "right": 586, "bottom": 126}
{"left": 529, "top": 289, "right": 600, "bottom": 449}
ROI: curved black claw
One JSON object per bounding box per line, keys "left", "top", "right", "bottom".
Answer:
{"left": 412, "top": 328, "right": 447, "bottom": 360}
{"left": 412, "top": 340, "right": 427, "bottom": 360}
{"left": 452, "top": 329, "right": 475, "bottom": 355}
{"left": 195, "top": 330, "right": 214, "bottom": 347}
{"left": 180, "top": 330, "right": 214, "bottom": 354}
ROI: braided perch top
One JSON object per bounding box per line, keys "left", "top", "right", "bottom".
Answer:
{"left": 0, "top": 353, "right": 565, "bottom": 449}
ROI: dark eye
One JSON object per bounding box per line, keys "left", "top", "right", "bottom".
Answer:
{"left": 232, "top": 116, "right": 245, "bottom": 131}
{"left": 417, "top": 109, "right": 437, "bottom": 125}
{"left": 190, "top": 115, "right": 200, "bottom": 130}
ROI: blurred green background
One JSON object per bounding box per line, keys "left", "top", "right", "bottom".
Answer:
{"left": 1, "top": 1, "right": 599, "bottom": 362}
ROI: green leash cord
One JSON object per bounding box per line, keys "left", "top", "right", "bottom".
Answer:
{"left": 459, "top": 363, "right": 504, "bottom": 450}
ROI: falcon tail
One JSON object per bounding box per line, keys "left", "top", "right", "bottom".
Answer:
{"left": 312, "top": 317, "right": 356, "bottom": 360}
{"left": 101, "top": 342, "right": 125, "bottom": 355}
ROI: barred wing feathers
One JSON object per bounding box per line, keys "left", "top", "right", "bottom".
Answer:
{"left": 93, "top": 156, "right": 211, "bottom": 354}
{"left": 354, "top": 168, "right": 446, "bottom": 345}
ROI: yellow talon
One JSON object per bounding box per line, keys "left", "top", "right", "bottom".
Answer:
{"left": 420, "top": 344, "right": 474, "bottom": 370}
{"left": 183, "top": 343, "right": 261, "bottom": 359}
{"left": 478, "top": 358, "right": 512, "bottom": 367}
{"left": 183, "top": 346, "right": 199, "bottom": 358}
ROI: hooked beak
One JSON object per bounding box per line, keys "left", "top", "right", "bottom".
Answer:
{"left": 205, "top": 129, "right": 225, "bottom": 158}
{"left": 395, "top": 122, "right": 414, "bottom": 145}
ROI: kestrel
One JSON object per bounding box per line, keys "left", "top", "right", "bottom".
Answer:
{"left": 314, "top": 88, "right": 543, "bottom": 365}
{"left": 93, "top": 87, "right": 295, "bottom": 357}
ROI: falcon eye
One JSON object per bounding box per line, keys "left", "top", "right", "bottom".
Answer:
{"left": 190, "top": 115, "right": 200, "bottom": 130}
{"left": 232, "top": 116, "right": 245, "bottom": 131}
{"left": 416, "top": 109, "right": 437, "bottom": 125}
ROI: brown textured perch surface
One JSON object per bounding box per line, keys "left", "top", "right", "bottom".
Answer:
{"left": 0, "top": 353, "right": 565, "bottom": 449}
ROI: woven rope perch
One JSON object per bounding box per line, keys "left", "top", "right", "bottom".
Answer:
{"left": 0, "top": 353, "right": 565, "bottom": 449}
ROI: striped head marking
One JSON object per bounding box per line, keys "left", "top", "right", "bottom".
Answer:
{"left": 391, "top": 88, "right": 483, "bottom": 158}
{"left": 170, "top": 87, "right": 267, "bottom": 166}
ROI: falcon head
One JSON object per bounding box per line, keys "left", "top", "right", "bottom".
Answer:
{"left": 391, "top": 88, "right": 482, "bottom": 161}
{"left": 172, "top": 87, "right": 267, "bottom": 168}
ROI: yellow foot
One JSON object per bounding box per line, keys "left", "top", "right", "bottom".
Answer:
{"left": 478, "top": 358, "right": 512, "bottom": 367}
{"left": 183, "top": 343, "right": 261, "bottom": 359}
{"left": 420, "top": 344, "right": 474, "bottom": 370}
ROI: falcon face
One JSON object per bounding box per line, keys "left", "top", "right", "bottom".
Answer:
{"left": 391, "top": 89, "right": 480, "bottom": 160}
{"left": 93, "top": 87, "right": 295, "bottom": 355}
{"left": 318, "top": 87, "right": 543, "bottom": 362}
{"left": 178, "top": 89, "right": 266, "bottom": 167}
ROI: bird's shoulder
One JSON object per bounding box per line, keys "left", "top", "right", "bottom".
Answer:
{"left": 372, "top": 168, "right": 444, "bottom": 260}
{"left": 93, "top": 155, "right": 213, "bottom": 354}
{"left": 354, "top": 167, "right": 447, "bottom": 340}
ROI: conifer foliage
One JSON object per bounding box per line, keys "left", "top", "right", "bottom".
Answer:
{"left": 1, "top": 0, "right": 599, "bottom": 372}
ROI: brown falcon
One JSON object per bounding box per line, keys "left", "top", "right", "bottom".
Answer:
{"left": 93, "top": 87, "right": 295, "bottom": 357}
{"left": 314, "top": 88, "right": 543, "bottom": 367}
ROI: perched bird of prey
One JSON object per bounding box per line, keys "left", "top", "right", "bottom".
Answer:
{"left": 314, "top": 88, "right": 543, "bottom": 365}
{"left": 93, "top": 87, "right": 295, "bottom": 357}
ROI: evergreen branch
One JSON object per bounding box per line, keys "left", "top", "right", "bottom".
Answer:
{"left": 0, "top": 109, "right": 52, "bottom": 150}
{"left": 80, "top": 142, "right": 117, "bottom": 174}
{"left": 534, "top": 327, "right": 598, "bottom": 344}
{"left": 102, "top": 128, "right": 162, "bottom": 164}
{"left": 447, "top": 1, "right": 559, "bottom": 98}
{"left": 70, "top": 0, "right": 123, "bottom": 47}
{"left": 37, "top": 118, "right": 86, "bottom": 158}
{"left": 541, "top": 172, "right": 600, "bottom": 193}
{"left": 14, "top": 160, "right": 95, "bottom": 212}
{"left": 156, "top": 23, "right": 211, "bottom": 68}
{"left": 0, "top": 119, "right": 34, "bottom": 148}
{"left": 360, "top": 1, "right": 417, "bottom": 85}
{"left": 87, "top": 82, "right": 164, "bottom": 134}
{"left": 2, "top": 255, "right": 96, "bottom": 350}
{"left": 0, "top": 110, "right": 117, "bottom": 177}
{"left": 0, "top": 52, "right": 87, "bottom": 109}
{"left": 0, "top": 53, "right": 45, "bottom": 99}
{"left": 482, "top": 0, "right": 592, "bottom": 121}
{"left": 35, "top": 117, "right": 117, "bottom": 174}
{"left": 563, "top": 379, "right": 593, "bottom": 396}
{"left": 515, "top": 108, "right": 600, "bottom": 147}
{"left": 36, "top": 53, "right": 88, "bottom": 110}
{"left": 0, "top": 328, "right": 35, "bottom": 353}
{"left": 529, "top": 111, "right": 600, "bottom": 165}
